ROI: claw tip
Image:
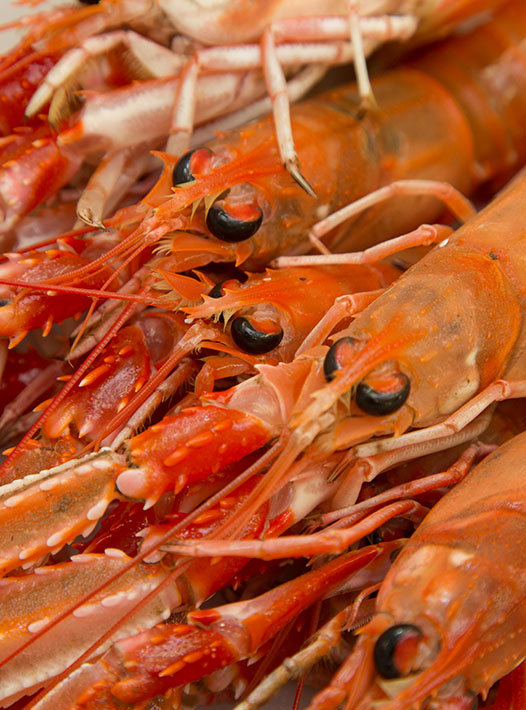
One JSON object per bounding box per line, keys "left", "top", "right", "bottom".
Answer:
{"left": 286, "top": 160, "right": 317, "bottom": 198}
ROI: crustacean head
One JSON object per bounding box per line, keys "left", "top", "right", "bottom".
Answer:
{"left": 293, "top": 246, "right": 520, "bottom": 439}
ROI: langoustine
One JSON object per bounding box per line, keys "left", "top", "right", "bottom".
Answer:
{"left": 316, "top": 429, "right": 526, "bottom": 710}
{"left": 0, "top": 164, "right": 520, "bottom": 707}
{"left": 4, "top": 0, "right": 510, "bottom": 219}
{"left": 14, "top": 0, "right": 526, "bottom": 482}
{"left": 115, "top": 163, "right": 526, "bottom": 553}
{"left": 3, "top": 4, "right": 526, "bottom": 710}
{"left": 68, "top": 0, "right": 526, "bottom": 275}
{"left": 34, "top": 151, "right": 516, "bottom": 703}
{"left": 0, "top": 0, "right": 524, "bottom": 239}
{"left": 217, "top": 426, "right": 526, "bottom": 710}
{"left": 16, "top": 407, "right": 522, "bottom": 709}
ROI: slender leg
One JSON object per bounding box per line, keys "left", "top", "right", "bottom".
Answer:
{"left": 273, "top": 180, "right": 475, "bottom": 268}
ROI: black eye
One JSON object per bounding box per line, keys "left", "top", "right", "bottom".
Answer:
{"left": 78, "top": 0, "right": 100, "bottom": 4}
{"left": 172, "top": 148, "right": 212, "bottom": 186}
{"left": 206, "top": 203, "right": 263, "bottom": 242}
{"left": 355, "top": 372, "right": 410, "bottom": 416}
{"left": 374, "top": 624, "right": 422, "bottom": 679}
{"left": 208, "top": 281, "right": 226, "bottom": 299}
{"left": 0, "top": 300, "right": 10, "bottom": 308}
{"left": 231, "top": 317, "right": 283, "bottom": 354}
{"left": 324, "top": 337, "right": 358, "bottom": 382}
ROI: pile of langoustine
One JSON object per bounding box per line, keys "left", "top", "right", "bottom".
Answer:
{"left": 2, "top": 0, "right": 526, "bottom": 709}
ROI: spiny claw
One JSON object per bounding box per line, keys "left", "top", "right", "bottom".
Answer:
{"left": 0, "top": 550, "right": 177, "bottom": 704}
{"left": 0, "top": 450, "right": 126, "bottom": 575}
{"left": 119, "top": 406, "right": 273, "bottom": 507}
